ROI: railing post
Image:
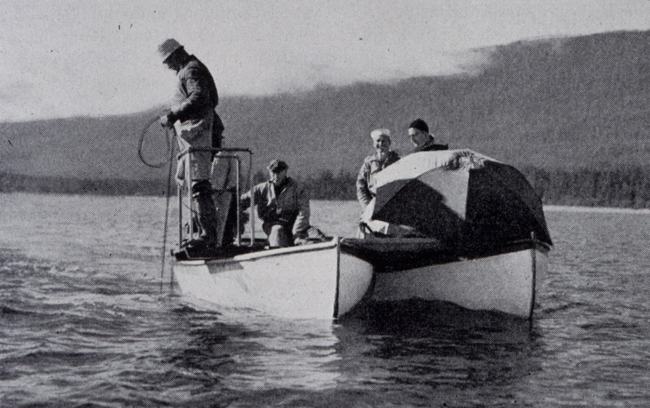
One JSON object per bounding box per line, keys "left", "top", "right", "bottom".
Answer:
{"left": 176, "top": 147, "right": 254, "bottom": 249}
{"left": 178, "top": 183, "right": 183, "bottom": 247}
{"left": 249, "top": 152, "right": 255, "bottom": 247}
{"left": 185, "top": 150, "right": 195, "bottom": 240}
{"left": 235, "top": 157, "right": 241, "bottom": 246}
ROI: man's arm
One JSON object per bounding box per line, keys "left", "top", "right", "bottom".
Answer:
{"left": 356, "top": 161, "right": 372, "bottom": 209}
{"left": 169, "top": 66, "right": 213, "bottom": 124}
{"left": 240, "top": 188, "right": 252, "bottom": 210}
{"left": 292, "top": 184, "right": 311, "bottom": 238}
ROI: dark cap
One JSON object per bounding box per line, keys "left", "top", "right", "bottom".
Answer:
{"left": 408, "top": 118, "right": 429, "bottom": 133}
{"left": 267, "top": 159, "right": 289, "bottom": 173}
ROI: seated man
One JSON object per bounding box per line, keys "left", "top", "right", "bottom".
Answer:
{"left": 241, "top": 160, "right": 311, "bottom": 248}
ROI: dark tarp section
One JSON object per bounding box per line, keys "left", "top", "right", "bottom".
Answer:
{"left": 369, "top": 150, "right": 552, "bottom": 258}
{"left": 463, "top": 161, "right": 552, "bottom": 256}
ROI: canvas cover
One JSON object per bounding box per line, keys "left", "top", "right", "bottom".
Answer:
{"left": 362, "top": 150, "right": 552, "bottom": 257}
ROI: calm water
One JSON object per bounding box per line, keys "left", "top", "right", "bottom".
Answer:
{"left": 1, "top": 193, "right": 650, "bottom": 407}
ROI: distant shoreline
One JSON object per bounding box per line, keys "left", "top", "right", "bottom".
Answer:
{"left": 3, "top": 167, "right": 650, "bottom": 209}
{"left": 544, "top": 205, "right": 650, "bottom": 214}
{"left": 2, "top": 190, "right": 649, "bottom": 215}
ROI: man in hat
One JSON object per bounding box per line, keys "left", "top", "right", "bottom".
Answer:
{"left": 241, "top": 160, "right": 311, "bottom": 248}
{"left": 157, "top": 38, "right": 224, "bottom": 250}
{"left": 408, "top": 118, "right": 448, "bottom": 153}
{"left": 356, "top": 128, "right": 400, "bottom": 209}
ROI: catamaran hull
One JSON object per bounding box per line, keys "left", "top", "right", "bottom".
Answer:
{"left": 173, "top": 240, "right": 374, "bottom": 319}
{"left": 371, "top": 247, "right": 548, "bottom": 319}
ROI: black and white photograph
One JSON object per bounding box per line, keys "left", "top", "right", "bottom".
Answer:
{"left": 2, "top": 1, "right": 650, "bottom": 406}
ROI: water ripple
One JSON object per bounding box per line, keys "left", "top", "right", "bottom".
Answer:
{"left": 2, "top": 195, "right": 650, "bottom": 407}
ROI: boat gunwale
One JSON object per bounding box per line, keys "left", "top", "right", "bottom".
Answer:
{"left": 175, "top": 239, "right": 341, "bottom": 265}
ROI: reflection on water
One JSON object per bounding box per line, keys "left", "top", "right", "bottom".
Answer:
{"left": 165, "top": 298, "right": 539, "bottom": 400}
{"left": 346, "top": 301, "right": 538, "bottom": 394}
{"left": 340, "top": 301, "right": 539, "bottom": 394}
{"left": 168, "top": 306, "right": 342, "bottom": 391}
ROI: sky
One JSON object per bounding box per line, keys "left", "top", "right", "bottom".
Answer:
{"left": 1, "top": 0, "right": 650, "bottom": 122}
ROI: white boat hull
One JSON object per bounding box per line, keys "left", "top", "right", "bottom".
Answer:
{"left": 173, "top": 239, "right": 374, "bottom": 319}
{"left": 371, "top": 247, "right": 548, "bottom": 319}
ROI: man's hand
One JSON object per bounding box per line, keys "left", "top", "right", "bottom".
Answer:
{"left": 294, "top": 237, "right": 309, "bottom": 246}
{"left": 159, "top": 113, "right": 175, "bottom": 128}
{"left": 293, "top": 230, "right": 309, "bottom": 246}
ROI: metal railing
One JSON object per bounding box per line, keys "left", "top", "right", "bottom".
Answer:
{"left": 177, "top": 147, "right": 255, "bottom": 248}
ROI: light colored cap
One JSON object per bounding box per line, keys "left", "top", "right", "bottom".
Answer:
{"left": 370, "top": 128, "right": 391, "bottom": 141}
{"left": 157, "top": 38, "right": 183, "bottom": 62}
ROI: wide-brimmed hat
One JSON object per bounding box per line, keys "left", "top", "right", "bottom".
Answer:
{"left": 157, "top": 38, "right": 184, "bottom": 63}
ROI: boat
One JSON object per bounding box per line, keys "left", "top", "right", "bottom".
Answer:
{"left": 173, "top": 237, "right": 374, "bottom": 319}
{"left": 171, "top": 147, "right": 373, "bottom": 319}
{"left": 170, "top": 145, "right": 551, "bottom": 320}
{"left": 346, "top": 149, "right": 553, "bottom": 319}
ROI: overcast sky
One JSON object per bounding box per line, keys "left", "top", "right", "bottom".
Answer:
{"left": 1, "top": 0, "right": 649, "bottom": 122}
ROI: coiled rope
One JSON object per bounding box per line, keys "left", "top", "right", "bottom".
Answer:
{"left": 138, "top": 116, "right": 172, "bottom": 168}
{"left": 138, "top": 117, "right": 175, "bottom": 291}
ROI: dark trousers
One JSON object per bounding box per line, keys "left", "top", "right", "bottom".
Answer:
{"left": 192, "top": 180, "right": 218, "bottom": 243}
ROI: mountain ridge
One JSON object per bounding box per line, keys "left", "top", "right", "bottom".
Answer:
{"left": 2, "top": 29, "right": 649, "bottom": 184}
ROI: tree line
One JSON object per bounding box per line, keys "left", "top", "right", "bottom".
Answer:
{"left": 3, "top": 166, "right": 650, "bottom": 208}
{"left": 0, "top": 173, "right": 170, "bottom": 197}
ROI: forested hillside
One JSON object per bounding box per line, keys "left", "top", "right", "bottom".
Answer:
{"left": 2, "top": 30, "right": 650, "bottom": 206}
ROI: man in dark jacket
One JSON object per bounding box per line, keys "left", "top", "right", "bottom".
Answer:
{"left": 241, "top": 160, "right": 311, "bottom": 248}
{"left": 158, "top": 38, "right": 224, "bottom": 250}
{"left": 408, "top": 118, "right": 448, "bottom": 153}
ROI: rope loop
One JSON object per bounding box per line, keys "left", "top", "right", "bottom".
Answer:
{"left": 138, "top": 116, "right": 173, "bottom": 168}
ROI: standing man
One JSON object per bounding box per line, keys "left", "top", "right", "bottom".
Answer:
{"left": 158, "top": 38, "right": 224, "bottom": 250}
{"left": 407, "top": 118, "right": 448, "bottom": 153}
{"left": 356, "top": 128, "right": 400, "bottom": 209}
{"left": 241, "top": 160, "right": 311, "bottom": 248}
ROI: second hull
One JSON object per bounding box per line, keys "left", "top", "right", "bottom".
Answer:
{"left": 371, "top": 248, "right": 548, "bottom": 319}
